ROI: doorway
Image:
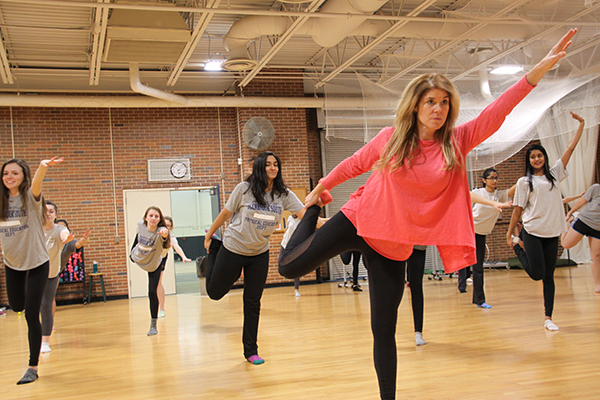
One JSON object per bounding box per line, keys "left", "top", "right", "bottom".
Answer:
{"left": 123, "top": 186, "right": 220, "bottom": 298}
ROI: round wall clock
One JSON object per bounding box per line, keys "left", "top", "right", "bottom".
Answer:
{"left": 170, "top": 161, "right": 187, "bottom": 179}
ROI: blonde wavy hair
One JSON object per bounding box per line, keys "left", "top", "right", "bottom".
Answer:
{"left": 376, "top": 73, "right": 461, "bottom": 172}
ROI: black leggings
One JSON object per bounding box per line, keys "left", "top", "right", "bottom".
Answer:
{"left": 459, "top": 234, "right": 487, "bottom": 305}
{"left": 405, "top": 249, "right": 425, "bottom": 333}
{"left": 279, "top": 206, "right": 405, "bottom": 400}
{"left": 206, "top": 239, "right": 269, "bottom": 359}
{"left": 5, "top": 261, "right": 50, "bottom": 367}
{"left": 41, "top": 275, "right": 60, "bottom": 336}
{"left": 341, "top": 251, "right": 362, "bottom": 285}
{"left": 148, "top": 258, "right": 166, "bottom": 319}
{"left": 513, "top": 229, "right": 558, "bottom": 317}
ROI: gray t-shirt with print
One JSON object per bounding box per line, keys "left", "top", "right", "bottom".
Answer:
{"left": 130, "top": 220, "right": 165, "bottom": 272}
{"left": 223, "top": 181, "right": 304, "bottom": 256}
{"left": 578, "top": 184, "right": 600, "bottom": 231}
{"left": 45, "top": 223, "right": 69, "bottom": 278}
{"left": 0, "top": 189, "right": 49, "bottom": 271}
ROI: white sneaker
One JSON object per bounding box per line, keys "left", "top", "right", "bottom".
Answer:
{"left": 158, "top": 310, "right": 166, "bottom": 318}
{"left": 544, "top": 319, "right": 559, "bottom": 331}
{"left": 466, "top": 277, "right": 473, "bottom": 284}
{"left": 40, "top": 342, "right": 51, "bottom": 353}
{"left": 294, "top": 290, "right": 301, "bottom": 297}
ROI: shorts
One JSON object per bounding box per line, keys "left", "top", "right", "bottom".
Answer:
{"left": 572, "top": 218, "right": 600, "bottom": 240}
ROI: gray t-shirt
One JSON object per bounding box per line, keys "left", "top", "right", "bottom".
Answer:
{"left": 578, "top": 184, "right": 600, "bottom": 231}
{"left": 130, "top": 220, "right": 166, "bottom": 272}
{"left": 45, "top": 223, "right": 69, "bottom": 278}
{"left": 514, "top": 159, "right": 568, "bottom": 237}
{"left": 0, "top": 189, "right": 49, "bottom": 271}
{"left": 471, "top": 187, "right": 509, "bottom": 235}
{"left": 223, "top": 181, "right": 304, "bottom": 256}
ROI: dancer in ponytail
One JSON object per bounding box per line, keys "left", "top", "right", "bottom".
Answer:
{"left": 507, "top": 111, "right": 585, "bottom": 331}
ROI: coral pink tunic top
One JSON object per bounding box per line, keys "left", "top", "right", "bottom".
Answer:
{"left": 321, "top": 76, "right": 534, "bottom": 273}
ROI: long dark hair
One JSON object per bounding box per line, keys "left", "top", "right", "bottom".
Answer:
{"left": 245, "top": 151, "right": 288, "bottom": 207}
{"left": 481, "top": 168, "right": 497, "bottom": 188}
{"left": 525, "top": 144, "right": 555, "bottom": 192}
{"left": 0, "top": 159, "right": 39, "bottom": 220}
{"left": 143, "top": 206, "right": 171, "bottom": 249}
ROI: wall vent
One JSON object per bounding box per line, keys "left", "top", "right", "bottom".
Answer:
{"left": 147, "top": 158, "right": 191, "bottom": 182}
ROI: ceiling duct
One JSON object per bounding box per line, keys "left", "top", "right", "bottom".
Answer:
{"left": 222, "top": 0, "right": 387, "bottom": 72}
{"left": 104, "top": 2, "right": 191, "bottom": 63}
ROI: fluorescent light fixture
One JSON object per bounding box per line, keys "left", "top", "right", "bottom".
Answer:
{"left": 490, "top": 65, "right": 524, "bottom": 75}
{"left": 204, "top": 53, "right": 226, "bottom": 71}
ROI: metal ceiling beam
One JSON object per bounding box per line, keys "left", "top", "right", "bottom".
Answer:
{"left": 238, "top": 0, "right": 327, "bottom": 88}
{"left": 0, "top": 8, "right": 13, "bottom": 84}
{"left": 88, "top": 0, "right": 109, "bottom": 85}
{"left": 380, "top": 0, "right": 534, "bottom": 86}
{"left": 2, "top": 0, "right": 598, "bottom": 27}
{"left": 450, "top": 2, "right": 600, "bottom": 82}
{"left": 167, "top": 0, "right": 221, "bottom": 87}
{"left": 314, "top": 0, "right": 437, "bottom": 89}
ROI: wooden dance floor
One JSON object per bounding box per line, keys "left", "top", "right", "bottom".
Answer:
{"left": 1, "top": 265, "right": 600, "bottom": 399}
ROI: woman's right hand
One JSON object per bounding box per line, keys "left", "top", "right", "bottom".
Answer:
{"left": 305, "top": 183, "right": 325, "bottom": 207}
{"left": 204, "top": 236, "right": 212, "bottom": 253}
{"left": 570, "top": 111, "right": 584, "bottom": 124}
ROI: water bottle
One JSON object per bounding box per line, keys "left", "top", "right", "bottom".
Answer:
{"left": 93, "top": 261, "right": 98, "bottom": 273}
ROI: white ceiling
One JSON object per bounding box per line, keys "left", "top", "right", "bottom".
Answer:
{"left": 0, "top": 0, "right": 598, "bottom": 97}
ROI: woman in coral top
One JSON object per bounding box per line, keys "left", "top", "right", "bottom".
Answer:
{"left": 279, "top": 29, "right": 577, "bottom": 400}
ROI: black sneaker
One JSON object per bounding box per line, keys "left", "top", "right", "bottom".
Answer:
{"left": 352, "top": 285, "right": 363, "bottom": 292}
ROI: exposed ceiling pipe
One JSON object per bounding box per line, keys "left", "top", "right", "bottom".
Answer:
{"left": 223, "top": 0, "right": 387, "bottom": 71}
{"left": 129, "top": 62, "right": 188, "bottom": 105}
{"left": 0, "top": 94, "right": 326, "bottom": 108}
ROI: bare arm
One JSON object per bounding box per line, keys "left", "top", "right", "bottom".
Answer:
{"left": 172, "top": 241, "right": 191, "bottom": 262}
{"left": 561, "top": 111, "right": 585, "bottom": 168}
{"left": 507, "top": 183, "right": 517, "bottom": 198}
{"left": 204, "top": 207, "right": 233, "bottom": 252}
{"left": 506, "top": 206, "right": 524, "bottom": 247}
{"left": 526, "top": 29, "right": 577, "bottom": 86}
{"left": 75, "top": 228, "right": 92, "bottom": 249}
{"left": 566, "top": 197, "right": 589, "bottom": 221}
{"left": 470, "top": 192, "right": 512, "bottom": 212}
{"left": 563, "top": 192, "right": 584, "bottom": 205}
{"left": 31, "top": 157, "right": 64, "bottom": 199}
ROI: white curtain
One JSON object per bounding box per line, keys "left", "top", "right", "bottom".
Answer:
{"left": 538, "top": 96, "right": 600, "bottom": 263}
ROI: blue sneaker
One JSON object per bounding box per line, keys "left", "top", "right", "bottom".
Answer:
{"left": 477, "top": 303, "right": 492, "bottom": 309}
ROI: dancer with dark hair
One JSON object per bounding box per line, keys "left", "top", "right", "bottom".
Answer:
{"left": 457, "top": 169, "right": 514, "bottom": 307}
{"left": 130, "top": 206, "right": 171, "bottom": 336}
{"left": 507, "top": 111, "right": 585, "bottom": 331}
{"left": 0, "top": 156, "right": 63, "bottom": 384}
{"left": 204, "top": 151, "right": 305, "bottom": 365}
{"left": 279, "top": 30, "right": 577, "bottom": 399}
{"left": 562, "top": 182, "right": 600, "bottom": 292}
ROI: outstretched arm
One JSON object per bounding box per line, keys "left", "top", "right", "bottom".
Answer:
{"left": 526, "top": 29, "right": 577, "bottom": 86}
{"left": 561, "top": 111, "right": 585, "bottom": 169}
{"left": 31, "top": 157, "right": 64, "bottom": 200}
{"left": 563, "top": 192, "right": 584, "bottom": 205}
{"left": 172, "top": 241, "right": 191, "bottom": 262}
{"left": 204, "top": 208, "right": 232, "bottom": 252}
{"left": 470, "top": 192, "right": 512, "bottom": 212}
{"left": 75, "top": 228, "right": 92, "bottom": 249}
